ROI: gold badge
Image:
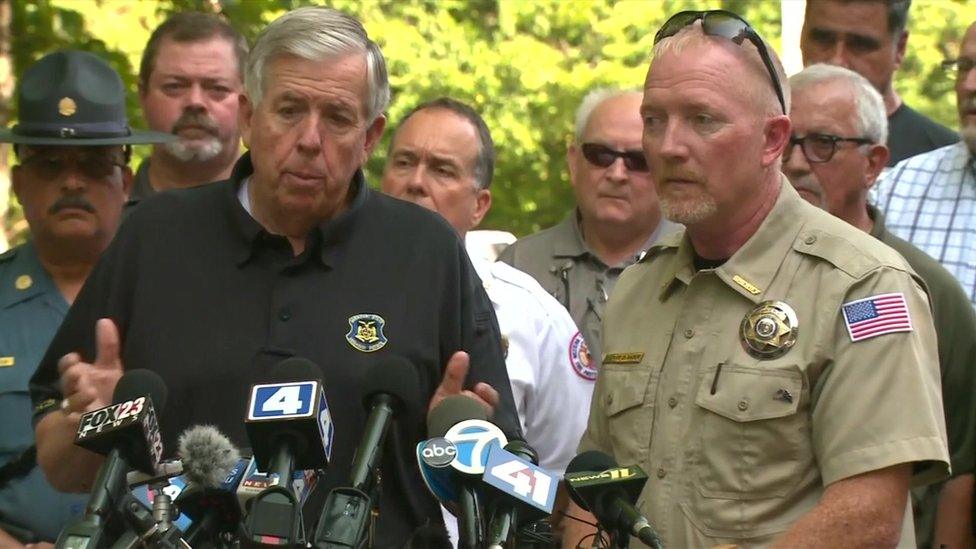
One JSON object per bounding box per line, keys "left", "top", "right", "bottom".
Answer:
{"left": 732, "top": 274, "right": 762, "bottom": 295}
{"left": 0, "top": 357, "right": 13, "bottom": 368}
{"left": 58, "top": 97, "right": 77, "bottom": 117}
{"left": 346, "top": 313, "right": 388, "bottom": 352}
{"left": 740, "top": 300, "right": 798, "bottom": 359}
{"left": 15, "top": 275, "right": 32, "bottom": 290}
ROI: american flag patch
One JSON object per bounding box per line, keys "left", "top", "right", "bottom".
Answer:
{"left": 841, "top": 292, "right": 912, "bottom": 342}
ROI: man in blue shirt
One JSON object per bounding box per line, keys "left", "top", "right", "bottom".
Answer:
{"left": 0, "top": 50, "right": 170, "bottom": 543}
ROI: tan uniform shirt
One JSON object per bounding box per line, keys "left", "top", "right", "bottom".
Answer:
{"left": 579, "top": 181, "right": 949, "bottom": 547}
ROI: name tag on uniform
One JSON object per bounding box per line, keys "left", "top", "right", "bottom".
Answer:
{"left": 0, "top": 357, "right": 13, "bottom": 367}
{"left": 603, "top": 352, "right": 644, "bottom": 365}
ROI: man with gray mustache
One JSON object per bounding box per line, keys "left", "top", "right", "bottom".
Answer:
{"left": 131, "top": 12, "right": 248, "bottom": 205}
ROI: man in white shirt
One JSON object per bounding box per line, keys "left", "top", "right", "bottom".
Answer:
{"left": 380, "top": 97, "right": 594, "bottom": 474}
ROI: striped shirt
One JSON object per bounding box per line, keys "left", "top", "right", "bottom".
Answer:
{"left": 873, "top": 141, "right": 976, "bottom": 305}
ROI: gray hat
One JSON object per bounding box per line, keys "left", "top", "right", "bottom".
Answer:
{"left": 0, "top": 50, "right": 174, "bottom": 146}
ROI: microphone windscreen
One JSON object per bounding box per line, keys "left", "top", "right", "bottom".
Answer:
{"left": 178, "top": 425, "right": 241, "bottom": 488}
{"left": 565, "top": 450, "right": 617, "bottom": 475}
{"left": 427, "top": 394, "right": 487, "bottom": 438}
{"left": 503, "top": 440, "right": 539, "bottom": 465}
{"left": 361, "top": 356, "right": 422, "bottom": 414}
{"left": 112, "top": 369, "right": 168, "bottom": 411}
{"left": 267, "top": 356, "right": 322, "bottom": 383}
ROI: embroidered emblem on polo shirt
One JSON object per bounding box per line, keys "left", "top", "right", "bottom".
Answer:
{"left": 0, "top": 357, "right": 13, "bottom": 367}
{"left": 346, "top": 313, "right": 388, "bottom": 352}
{"left": 15, "top": 275, "right": 32, "bottom": 290}
{"left": 740, "top": 300, "right": 798, "bottom": 359}
{"left": 569, "top": 331, "right": 596, "bottom": 381}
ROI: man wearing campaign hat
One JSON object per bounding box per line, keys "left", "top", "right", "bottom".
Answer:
{"left": 0, "top": 50, "right": 171, "bottom": 544}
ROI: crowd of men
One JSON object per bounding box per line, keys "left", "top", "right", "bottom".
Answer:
{"left": 0, "top": 0, "right": 974, "bottom": 547}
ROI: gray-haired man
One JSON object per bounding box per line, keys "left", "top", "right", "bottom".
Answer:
{"left": 499, "top": 89, "right": 676, "bottom": 366}
{"left": 29, "top": 7, "right": 519, "bottom": 543}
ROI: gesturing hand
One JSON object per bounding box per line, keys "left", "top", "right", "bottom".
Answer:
{"left": 428, "top": 351, "right": 499, "bottom": 418}
{"left": 58, "top": 318, "right": 125, "bottom": 417}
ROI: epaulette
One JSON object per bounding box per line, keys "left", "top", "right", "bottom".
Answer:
{"left": 792, "top": 229, "right": 885, "bottom": 279}
{"left": 0, "top": 247, "right": 18, "bottom": 265}
{"left": 638, "top": 231, "right": 682, "bottom": 263}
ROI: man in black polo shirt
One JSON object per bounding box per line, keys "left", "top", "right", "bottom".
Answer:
{"left": 28, "top": 7, "right": 518, "bottom": 543}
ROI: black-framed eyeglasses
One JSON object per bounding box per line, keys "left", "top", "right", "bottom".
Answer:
{"left": 784, "top": 133, "right": 873, "bottom": 164}
{"left": 654, "top": 10, "right": 787, "bottom": 115}
{"left": 580, "top": 143, "right": 650, "bottom": 172}
{"left": 19, "top": 154, "right": 125, "bottom": 181}
{"left": 941, "top": 58, "right": 976, "bottom": 78}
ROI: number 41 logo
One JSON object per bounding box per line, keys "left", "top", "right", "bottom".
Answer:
{"left": 483, "top": 445, "right": 557, "bottom": 513}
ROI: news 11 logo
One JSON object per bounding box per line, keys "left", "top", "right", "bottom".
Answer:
{"left": 482, "top": 445, "right": 557, "bottom": 513}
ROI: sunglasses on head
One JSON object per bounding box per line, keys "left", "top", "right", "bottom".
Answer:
{"left": 580, "top": 143, "right": 650, "bottom": 173}
{"left": 654, "top": 10, "right": 787, "bottom": 115}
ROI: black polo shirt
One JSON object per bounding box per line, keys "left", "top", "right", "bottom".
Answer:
{"left": 30, "top": 153, "right": 519, "bottom": 543}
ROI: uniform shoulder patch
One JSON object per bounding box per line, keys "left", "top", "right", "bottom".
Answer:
{"left": 842, "top": 292, "right": 912, "bottom": 342}
{"left": 569, "top": 331, "right": 597, "bottom": 381}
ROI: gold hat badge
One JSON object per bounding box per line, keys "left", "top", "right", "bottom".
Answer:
{"left": 740, "top": 300, "right": 798, "bottom": 359}
{"left": 58, "top": 97, "right": 77, "bottom": 117}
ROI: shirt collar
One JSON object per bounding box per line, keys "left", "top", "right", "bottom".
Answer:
{"left": 660, "top": 177, "right": 806, "bottom": 304}
{"left": 226, "top": 152, "right": 372, "bottom": 267}
{"left": 0, "top": 240, "right": 65, "bottom": 311}
{"left": 553, "top": 208, "right": 661, "bottom": 268}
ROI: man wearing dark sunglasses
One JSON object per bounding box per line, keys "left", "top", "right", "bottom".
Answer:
{"left": 0, "top": 51, "right": 170, "bottom": 545}
{"left": 567, "top": 12, "right": 948, "bottom": 548}
{"left": 800, "top": 0, "right": 956, "bottom": 165}
{"left": 787, "top": 63, "right": 976, "bottom": 549}
{"left": 499, "top": 89, "right": 676, "bottom": 366}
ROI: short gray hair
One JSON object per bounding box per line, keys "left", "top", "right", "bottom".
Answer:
{"left": 245, "top": 7, "right": 390, "bottom": 122}
{"left": 574, "top": 88, "right": 642, "bottom": 143}
{"left": 789, "top": 63, "right": 888, "bottom": 144}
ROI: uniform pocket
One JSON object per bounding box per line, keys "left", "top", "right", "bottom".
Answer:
{"left": 694, "top": 363, "right": 805, "bottom": 499}
{"left": 600, "top": 365, "right": 654, "bottom": 464}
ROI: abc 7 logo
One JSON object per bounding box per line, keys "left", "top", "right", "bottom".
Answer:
{"left": 420, "top": 437, "right": 458, "bottom": 468}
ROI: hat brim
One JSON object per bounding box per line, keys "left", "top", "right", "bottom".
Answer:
{"left": 0, "top": 128, "right": 176, "bottom": 146}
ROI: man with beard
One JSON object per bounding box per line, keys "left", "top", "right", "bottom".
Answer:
{"left": 563, "top": 10, "right": 947, "bottom": 547}
{"left": 785, "top": 63, "right": 976, "bottom": 548}
{"left": 874, "top": 21, "right": 976, "bottom": 306}
{"left": 131, "top": 12, "right": 248, "bottom": 205}
{"left": 0, "top": 51, "right": 170, "bottom": 545}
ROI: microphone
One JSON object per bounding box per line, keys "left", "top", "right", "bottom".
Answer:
{"left": 314, "top": 357, "right": 422, "bottom": 547}
{"left": 244, "top": 357, "right": 333, "bottom": 545}
{"left": 56, "top": 369, "right": 168, "bottom": 549}
{"left": 422, "top": 395, "right": 508, "bottom": 549}
{"left": 564, "top": 451, "right": 662, "bottom": 549}
{"left": 482, "top": 441, "right": 557, "bottom": 548}
{"left": 175, "top": 425, "right": 246, "bottom": 546}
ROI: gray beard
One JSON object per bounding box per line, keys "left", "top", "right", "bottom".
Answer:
{"left": 164, "top": 136, "right": 223, "bottom": 162}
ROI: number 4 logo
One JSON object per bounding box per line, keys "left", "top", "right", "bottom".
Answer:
{"left": 262, "top": 386, "right": 304, "bottom": 415}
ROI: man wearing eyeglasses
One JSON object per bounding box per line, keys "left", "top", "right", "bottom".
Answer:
{"left": 498, "top": 89, "right": 677, "bottom": 369}
{"left": 0, "top": 51, "right": 170, "bottom": 545}
{"left": 786, "top": 63, "right": 976, "bottom": 549}
{"left": 800, "top": 0, "right": 957, "bottom": 166}
{"left": 874, "top": 22, "right": 976, "bottom": 310}
{"left": 565, "top": 11, "right": 948, "bottom": 548}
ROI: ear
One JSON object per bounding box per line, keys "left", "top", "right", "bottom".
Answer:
{"left": 863, "top": 144, "right": 890, "bottom": 190}
{"left": 470, "top": 189, "right": 492, "bottom": 229}
{"left": 762, "top": 115, "right": 792, "bottom": 168}
{"left": 894, "top": 30, "right": 908, "bottom": 68}
{"left": 363, "top": 114, "right": 387, "bottom": 157}
{"left": 239, "top": 94, "right": 254, "bottom": 149}
{"left": 567, "top": 141, "right": 580, "bottom": 189}
{"left": 120, "top": 166, "right": 134, "bottom": 199}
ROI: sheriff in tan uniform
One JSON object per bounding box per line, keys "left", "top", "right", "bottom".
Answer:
{"left": 579, "top": 180, "right": 949, "bottom": 546}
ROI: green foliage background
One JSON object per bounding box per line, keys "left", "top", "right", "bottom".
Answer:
{"left": 4, "top": 0, "right": 975, "bottom": 244}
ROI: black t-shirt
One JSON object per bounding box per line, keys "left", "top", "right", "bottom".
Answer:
{"left": 887, "top": 103, "right": 958, "bottom": 166}
{"left": 29, "top": 153, "right": 519, "bottom": 544}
